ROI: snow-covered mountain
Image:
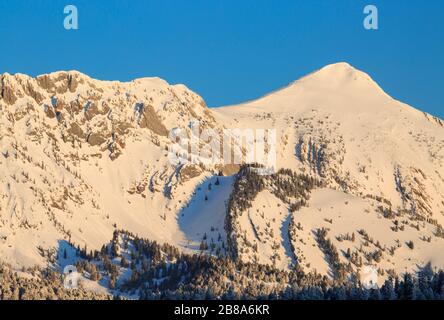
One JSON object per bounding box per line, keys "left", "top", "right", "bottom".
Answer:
{"left": 215, "top": 63, "right": 444, "bottom": 278}
{"left": 1, "top": 63, "right": 443, "bottom": 285}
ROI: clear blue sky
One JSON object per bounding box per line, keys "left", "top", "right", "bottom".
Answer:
{"left": 0, "top": 0, "right": 443, "bottom": 118}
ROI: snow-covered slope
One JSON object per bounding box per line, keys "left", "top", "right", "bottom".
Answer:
{"left": 213, "top": 62, "right": 444, "bottom": 278}
{"left": 215, "top": 62, "right": 444, "bottom": 222}
{"left": 0, "top": 70, "right": 222, "bottom": 267}
{"left": 1, "top": 63, "right": 443, "bottom": 283}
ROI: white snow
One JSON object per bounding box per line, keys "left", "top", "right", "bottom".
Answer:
{"left": 0, "top": 63, "right": 443, "bottom": 287}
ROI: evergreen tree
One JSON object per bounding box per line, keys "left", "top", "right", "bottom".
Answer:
{"left": 380, "top": 278, "right": 397, "bottom": 300}
{"left": 401, "top": 273, "right": 415, "bottom": 300}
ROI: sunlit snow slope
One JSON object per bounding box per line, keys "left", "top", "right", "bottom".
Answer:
{"left": 0, "top": 63, "right": 443, "bottom": 281}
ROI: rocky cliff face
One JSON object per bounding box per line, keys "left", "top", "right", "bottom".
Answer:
{"left": 0, "top": 70, "right": 222, "bottom": 267}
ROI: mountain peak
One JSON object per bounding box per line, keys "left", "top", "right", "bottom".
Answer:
{"left": 299, "top": 62, "right": 372, "bottom": 82}
{"left": 318, "top": 62, "right": 371, "bottom": 79}
{"left": 322, "top": 61, "right": 355, "bottom": 69}
{"left": 287, "top": 61, "right": 384, "bottom": 95}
